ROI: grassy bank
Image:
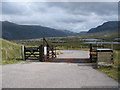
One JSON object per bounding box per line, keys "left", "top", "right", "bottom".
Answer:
{"left": 98, "top": 50, "right": 120, "bottom": 81}
{"left": 0, "top": 39, "right": 24, "bottom": 64}
{"left": 98, "top": 66, "right": 119, "bottom": 81}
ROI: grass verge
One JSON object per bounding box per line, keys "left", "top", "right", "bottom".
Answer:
{"left": 98, "top": 66, "right": 119, "bottom": 81}
{"left": 0, "top": 59, "right": 25, "bottom": 65}
{"left": 97, "top": 50, "right": 120, "bottom": 82}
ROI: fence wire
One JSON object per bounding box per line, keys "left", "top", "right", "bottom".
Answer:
{"left": 2, "top": 47, "right": 22, "bottom": 60}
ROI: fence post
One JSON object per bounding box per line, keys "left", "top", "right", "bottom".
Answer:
{"left": 80, "top": 46, "right": 82, "bottom": 49}
{"left": 54, "top": 46, "right": 57, "bottom": 58}
{"left": 111, "top": 50, "right": 114, "bottom": 64}
{"left": 47, "top": 44, "right": 49, "bottom": 60}
{"left": 111, "top": 42, "right": 113, "bottom": 50}
{"left": 6, "top": 49, "right": 8, "bottom": 60}
{"left": 90, "top": 44, "right": 92, "bottom": 63}
{"left": 39, "top": 45, "right": 44, "bottom": 62}
{"left": 22, "top": 45, "right": 25, "bottom": 60}
{"left": 51, "top": 46, "right": 54, "bottom": 58}
{"left": 95, "top": 51, "right": 98, "bottom": 69}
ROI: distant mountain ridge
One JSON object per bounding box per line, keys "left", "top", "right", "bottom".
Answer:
{"left": 2, "top": 21, "right": 77, "bottom": 40}
{"left": 87, "top": 21, "right": 119, "bottom": 33}
{"left": 79, "top": 31, "right": 87, "bottom": 34}
{"left": 2, "top": 21, "right": 119, "bottom": 40}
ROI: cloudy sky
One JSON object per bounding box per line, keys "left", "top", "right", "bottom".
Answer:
{"left": 1, "top": 1, "right": 118, "bottom": 32}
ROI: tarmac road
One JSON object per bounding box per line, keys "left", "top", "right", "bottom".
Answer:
{"left": 57, "top": 50, "right": 90, "bottom": 59}
{"left": 2, "top": 50, "right": 119, "bottom": 88}
{"left": 2, "top": 63, "right": 118, "bottom": 88}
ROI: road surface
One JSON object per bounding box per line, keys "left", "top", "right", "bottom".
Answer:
{"left": 57, "top": 50, "right": 90, "bottom": 58}
{"left": 1, "top": 50, "right": 119, "bottom": 88}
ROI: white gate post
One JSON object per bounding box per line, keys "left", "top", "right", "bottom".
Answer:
{"left": 22, "top": 45, "right": 25, "bottom": 60}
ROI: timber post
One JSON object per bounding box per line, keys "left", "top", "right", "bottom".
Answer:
{"left": 90, "top": 44, "right": 92, "bottom": 63}
{"left": 51, "top": 46, "right": 54, "bottom": 58}
{"left": 54, "top": 46, "right": 56, "bottom": 58}
{"left": 47, "top": 44, "right": 49, "bottom": 60}
{"left": 22, "top": 45, "right": 25, "bottom": 60}
{"left": 39, "top": 45, "right": 44, "bottom": 62}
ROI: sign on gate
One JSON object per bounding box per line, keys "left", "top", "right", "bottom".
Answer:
{"left": 44, "top": 46, "right": 47, "bottom": 55}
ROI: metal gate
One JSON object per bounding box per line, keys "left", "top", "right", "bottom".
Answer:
{"left": 89, "top": 44, "right": 104, "bottom": 63}
{"left": 89, "top": 44, "right": 113, "bottom": 64}
{"left": 22, "top": 38, "right": 56, "bottom": 61}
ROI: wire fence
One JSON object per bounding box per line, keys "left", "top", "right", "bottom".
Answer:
{"left": 2, "top": 47, "right": 22, "bottom": 60}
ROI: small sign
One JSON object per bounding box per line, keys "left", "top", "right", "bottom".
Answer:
{"left": 90, "top": 51, "right": 96, "bottom": 55}
{"left": 44, "top": 46, "right": 47, "bottom": 55}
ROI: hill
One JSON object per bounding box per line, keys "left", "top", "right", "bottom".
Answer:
{"left": 1, "top": 38, "right": 22, "bottom": 61}
{"left": 87, "top": 21, "right": 119, "bottom": 33}
{"left": 2, "top": 21, "right": 76, "bottom": 40}
{"left": 79, "top": 31, "right": 87, "bottom": 34}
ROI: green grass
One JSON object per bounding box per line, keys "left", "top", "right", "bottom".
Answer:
{"left": 98, "top": 50, "right": 120, "bottom": 81}
{"left": 0, "top": 59, "right": 24, "bottom": 65}
{"left": 0, "top": 38, "right": 24, "bottom": 64}
{"left": 78, "top": 32, "right": 120, "bottom": 41}
{"left": 113, "top": 50, "right": 120, "bottom": 68}
{"left": 13, "top": 32, "right": 120, "bottom": 50}
{"left": 98, "top": 66, "right": 119, "bottom": 81}
{"left": 1, "top": 39, "right": 22, "bottom": 60}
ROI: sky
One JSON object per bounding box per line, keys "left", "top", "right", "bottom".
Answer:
{"left": 1, "top": 1, "right": 118, "bottom": 32}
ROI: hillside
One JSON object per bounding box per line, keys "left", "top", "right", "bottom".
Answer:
{"left": 1, "top": 38, "right": 22, "bottom": 60}
{"left": 79, "top": 31, "right": 87, "bottom": 34}
{"left": 2, "top": 21, "right": 76, "bottom": 40}
{"left": 87, "top": 21, "right": 119, "bottom": 33}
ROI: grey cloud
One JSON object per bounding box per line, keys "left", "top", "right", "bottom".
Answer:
{"left": 2, "top": 2, "right": 24, "bottom": 15}
{"left": 47, "top": 2, "right": 118, "bottom": 15}
{"left": 2, "top": 2, "right": 34, "bottom": 15}
{"left": 1, "top": 2, "right": 118, "bottom": 32}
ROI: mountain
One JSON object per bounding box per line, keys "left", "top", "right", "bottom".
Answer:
{"left": 79, "top": 31, "right": 87, "bottom": 34}
{"left": 2, "top": 21, "right": 76, "bottom": 40}
{"left": 62, "top": 30, "right": 77, "bottom": 35}
{"left": 87, "top": 21, "right": 120, "bottom": 33}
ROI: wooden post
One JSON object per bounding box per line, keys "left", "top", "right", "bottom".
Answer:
{"left": 80, "top": 46, "right": 82, "bottom": 49}
{"left": 90, "top": 44, "right": 92, "bottom": 63}
{"left": 51, "top": 46, "right": 54, "bottom": 58}
{"left": 22, "top": 45, "right": 25, "bottom": 60}
{"left": 96, "top": 42, "right": 98, "bottom": 49}
{"left": 111, "top": 50, "right": 114, "bottom": 64}
{"left": 111, "top": 42, "right": 113, "bottom": 50}
{"left": 95, "top": 51, "right": 98, "bottom": 69}
{"left": 39, "top": 46, "right": 41, "bottom": 61}
{"left": 53, "top": 46, "right": 57, "bottom": 58}
{"left": 39, "top": 45, "right": 44, "bottom": 62}
{"left": 100, "top": 41, "right": 102, "bottom": 48}
{"left": 47, "top": 44, "right": 49, "bottom": 60}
